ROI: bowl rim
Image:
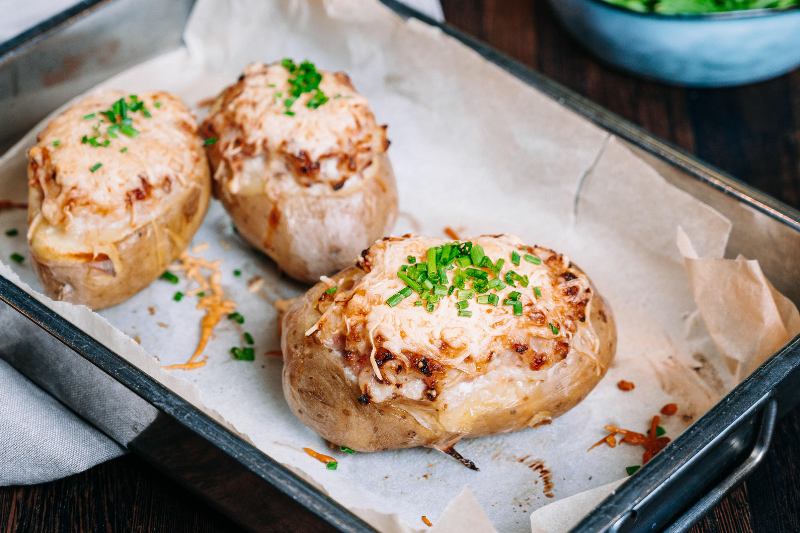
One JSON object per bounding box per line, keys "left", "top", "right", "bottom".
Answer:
{"left": 579, "top": 0, "right": 800, "bottom": 20}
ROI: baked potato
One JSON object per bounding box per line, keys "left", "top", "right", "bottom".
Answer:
{"left": 27, "top": 90, "right": 211, "bottom": 310}
{"left": 201, "top": 60, "right": 398, "bottom": 284}
{"left": 282, "top": 234, "right": 616, "bottom": 464}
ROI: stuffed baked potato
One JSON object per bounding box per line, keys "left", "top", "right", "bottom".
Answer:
{"left": 201, "top": 60, "right": 398, "bottom": 284}
{"left": 27, "top": 90, "right": 211, "bottom": 310}
{"left": 282, "top": 234, "right": 616, "bottom": 464}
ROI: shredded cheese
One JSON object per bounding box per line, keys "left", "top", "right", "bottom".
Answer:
{"left": 162, "top": 252, "right": 237, "bottom": 370}
{"left": 303, "top": 447, "right": 335, "bottom": 464}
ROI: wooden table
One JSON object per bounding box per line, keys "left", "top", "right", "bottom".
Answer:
{"left": 3, "top": 1, "right": 800, "bottom": 531}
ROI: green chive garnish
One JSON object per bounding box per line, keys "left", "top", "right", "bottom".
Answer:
{"left": 455, "top": 255, "right": 471, "bottom": 268}
{"left": 626, "top": 466, "right": 641, "bottom": 476}
{"left": 244, "top": 332, "right": 254, "bottom": 345}
{"left": 340, "top": 446, "right": 355, "bottom": 454}
{"left": 228, "top": 312, "right": 245, "bottom": 324}
{"left": 508, "top": 291, "right": 521, "bottom": 301}
{"left": 89, "top": 163, "right": 102, "bottom": 172}
{"left": 52, "top": 140, "right": 60, "bottom": 146}
{"left": 5, "top": 229, "right": 18, "bottom": 237}
{"left": 477, "top": 294, "right": 490, "bottom": 304}
{"left": 285, "top": 110, "right": 296, "bottom": 116}
{"left": 387, "top": 293, "right": 404, "bottom": 307}
{"left": 204, "top": 138, "right": 217, "bottom": 145}
{"left": 161, "top": 271, "right": 179, "bottom": 284}
{"left": 120, "top": 125, "right": 139, "bottom": 138}
{"left": 155, "top": 102, "right": 162, "bottom": 108}
{"left": 433, "top": 284, "right": 448, "bottom": 296}
{"left": 513, "top": 302, "right": 523, "bottom": 316}
{"left": 414, "top": 300, "right": 424, "bottom": 306}
{"left": 502, "top": 299, "right": 516, "bottom": 306}
{"left": 458, "top": 310, "right": 472, "bottom": 317}
{"left": 533, "top": 286, "right": 542, "bottom": 298}
{"left": 83, "top": 113, "right": 96, "bottom": 120}
{"left": 120, "top": 147, "right": 128, "bottom": 153}
{"left": 325, "top": 286, "right": 338, "bottom": 294}
{"left": 456, "top": 300, "right": 468, "bottom": 310}
{"left": 426, "top": 301, "right": 435, "bottom": 313}
{"left": 457, "top": 289, "right": 475, "bottom": 299}
{"left": 549, "top": 323, "right": 559, "bottom": 335}
{"left": 470, "top": 244, "right": 485, "bottom": 267}
{"left": 197, "top": 292, "right": 205, "bottom": 297}
{"left": 511, "top": 251, "right": 520, "bottom": 266}
{"left": 465, "top": 268, "right": 488, "bottom": 280}
{"left": 524, "top": 254, "right": 542, "bottom": 265}
{"left": 427, "top": 247, "right": 437, "bottom": 275}
{"left": 233, "top": 269, "right": 241, "bottom": 277}
{"left": 173, "top": 292, "right": 183, "bottom": 301}
{"left": 326, "top": 461, "right": 338, "bottom": 470}
{"left": 242, "top": 347, "right": 255, "bottom": 360}
{"left": 398, "top": 272, "right": 422, "bottom": 293}
{"left": 407, "top": 255, "right": 416, "bottom": 264}
{"left": 9, "top": 253, "right": 24, "bottom": 264}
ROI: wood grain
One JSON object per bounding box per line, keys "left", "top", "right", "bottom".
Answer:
{"left": 3, "top": 1, "right": 800, "bottom": 531}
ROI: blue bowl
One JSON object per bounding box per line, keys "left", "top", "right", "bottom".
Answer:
{"left": 546, "top": 0, "right": 800, "bottom": 87}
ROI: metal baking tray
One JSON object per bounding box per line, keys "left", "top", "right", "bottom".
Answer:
{"left": 2, "top": 1, "right": 800, "bottom": 531}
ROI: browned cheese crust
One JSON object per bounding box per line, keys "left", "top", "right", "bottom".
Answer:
{"left": 281, "top": 234, "right": 616, "bottom": 452}
{"left": 201, "top": 62, "right": 398, "bottom": 284}
{"left": 27, "top": 90, "right": 211, "bottom": 310}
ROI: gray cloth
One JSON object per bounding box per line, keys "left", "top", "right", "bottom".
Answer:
{"left": 0, "top": 357, "right": 124, "bottom": 486}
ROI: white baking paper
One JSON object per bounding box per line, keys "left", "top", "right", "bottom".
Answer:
{"left": 0, "top": 1, "right": 796, "bottom": 531}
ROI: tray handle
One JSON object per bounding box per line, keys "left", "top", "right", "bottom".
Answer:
{"left": 656, "top": 397, "right": 777, "bottom": 533}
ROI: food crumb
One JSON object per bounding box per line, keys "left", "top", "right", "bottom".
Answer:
{"left": 617, "top": 380, "right": 635, "bottom": 391}
{"left": 248, "top": 276, "right": 265, "bottom": 293}
{"left": 422, "top": 516, "right": 433, "bottom": 527}
{"left": 134, "top": 336, "right": 141, "bottom": 344}
{"left": 157, "top": 322, "right": 169, "bottom": 329}
{"left": 444, "top": 226, "right": 461, "bottom": 240}
{"left": 218, "top": 238, "right": 231, "bottom": 251}
{"left": 661, "top": 403, "right": 678, "bottom": 415}
{"left": 265, "top": 350, "right": 282, "bottom": 356}
{"left": 148, "top": 306, "right": 155, "bottom": 316}
{"left": 191, "top": 242, "right": 209, "bottom": 254}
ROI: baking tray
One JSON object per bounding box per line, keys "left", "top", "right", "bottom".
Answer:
{"left": 1, "top": 1, "right": 799, "bottom": 532}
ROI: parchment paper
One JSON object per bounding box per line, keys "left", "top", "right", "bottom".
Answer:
{"left": 0, "top": 1, "right": 796, "bottom": 531}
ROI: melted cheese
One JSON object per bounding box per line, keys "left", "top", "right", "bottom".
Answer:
{"left": 313, "top": 235, "right": 601, "bottom": 405}
{"left": 28, "top": 90, "right": 203, "bottom": 248}
{"left": 202, "top": 62, "right": 388, "bottom": 193}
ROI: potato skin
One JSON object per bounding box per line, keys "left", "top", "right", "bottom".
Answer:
{"left": 29, "top": 182, "right": 209, "bottom": 310}
{"left": 282, "top": 265, "right": 617, "bottom": 452}
{"left": 212, "top": 152, "right": 397, "bottom": 285}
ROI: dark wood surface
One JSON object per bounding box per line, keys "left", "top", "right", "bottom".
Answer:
{"left": 3, "top": 1, "right": 800, "bottom": 531}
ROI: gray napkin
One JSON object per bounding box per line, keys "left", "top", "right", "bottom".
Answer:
{"left": 0, "top": 357, "right": 124, "bottom": 485}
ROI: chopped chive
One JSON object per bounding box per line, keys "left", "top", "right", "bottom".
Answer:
{"left": 119, "top": 125, "right": 139, "bottom": 138}
{"left": 340, "top": 446, "right": 355, "bottom": 454}
{"left": 161, "top": 271, "right": 179, "bottom": 284}
{"left": 492, "top": 258, "right": 505, "bottom": 274}
{"left": 407, "top": 255, "right": 417, "bottom": 264}
{"left": 533, "top": 286, "right": 542, "bottom": 298}
{"left": 422, "top": 279, "right": 434, "bottom": 290}
{"left": 456, "top": 300, "right": 469, "bottom": 310}
{"left": 197, "top": 292, "right": 205, "bottom": 297}
{"left": 626, "top": 466, "right": 641, "bottom": 476}
{"left": 121, "top": 118, "right": 133, "bottom": 126}
{"left": 465, "top": 267, "right": 488, "bottom": 280}
{"left": 549, "top": 323, "right": 559, "bottom": 335}
{"left": 400, "top": 286, "right": 413, "bottom": 298}
{"left": 520, "top": 275, "right": 529, "bottom": 288}
{"left": 458, "top": 310, "right": 472, "bottom": 317}
{"left": 173, "top": 291, "right": 183, "bottom": 301}
{"left": 645, "top": 426, "right": 667, "bottom": 437}
{"left": 120, "top": 147, "right": 128, "bottom": 153}
{"left": 448, "top": 285, "right": 456, "bottom": 296}
{"left": 470, "top": 244, "right": 485, "bottom": 266}
{"left": 511, "top": 251, "right": 520, "bottom": 266}
{"left": 244, "top": 332, "right": 254, "bottom": 345}
{"left": 426, "top": 301, "right": 435, "bottom": 313}
{"left": 326, "top": 461, "right": 338, "bottom": 470}
{"left": 438, "top": 266, "right": 448, "bottom": 283}
{"left": 228, "top": 312, "right": 245, "bottom": 324}
{"left": 5, "top": 229, "right": 18, "bottom": 237}
{"left": 285, "top": 110, "right": 296, "bottom": 116}
{"left": 83, "top": 113, "right": 96, "bottom": 120}
{"left": 204, "top": 138, "right": 217, "bottom": 145}
{"left": 231, "top": 347, "right": 243, "bottom": 359}
{"left": 488, "top": 294, "right": 499, "bottom": 306}
{"left": 141, "top": 106, "right": 151, "bottom": 118}
{"left": 268, "top": 84, "right": 276, "bottom": 87}
{"left": 325, "top": 286, "right": 338, "bottom": 294}
{"left": 9, "top": 253, "right": 24, "bottom": 264}
{"left": 487, "top": 278, "right": 503, "bottom": 290}
{"left": 243, "top": 347, "right": 255, "bottom": 360}
{"left": 455, "top": 255, "right": 471, "bottom": 268}
{"left": 513, "top": 302, "right": 523, "bottom": 316}
{"left": 52, "top": 140, "right": 60, "bottom": 146}
{"left": 508, "top": 291, "right": 521, "bottom": 301}
{"left": 457, "top": 289, "right": 475, "bottom": 299}
{"left": 155, "top": 102, "right": 162, "bottom": 108}
{"left": 89, "top": 162, "right": 102, "bottom": 173}
{"left": 502, "top": 299, "right": 516, "bottom": 306}
{"left": 398, "top": 272, "right": 422, "bottom": 293}
{"left": 524, "top": 254, "right": 542, "bottom": 265}
{"left": 400, "top": 265, "right": 408, "bottom": 272}
{"left": 414, "top": 300, "right": 424, "bottom": 306}
{"left": 505, "top": 271, "right": 516, "bottom": 286}
{"left": 432, "top": 284, "right": 447, "bottom": 296}
{"left": 427, "top": 247, "right": 437, "bottom": 275}
{"left": 386, "top": 293, "right": 404, "bottom": 307}
{"left": 103, "top": 139, "right": 110, "bottom": 147}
